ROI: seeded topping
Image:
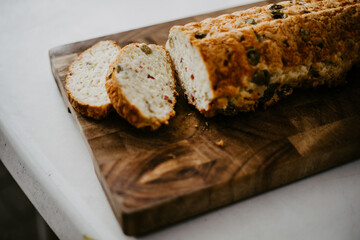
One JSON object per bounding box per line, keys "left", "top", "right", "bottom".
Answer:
{"left": 245, "top": 18, "right": 257, "bottom": 25}
{"left": 195, "top": 32, "right": 207, "bottom": 39}
{"left": 252, "top": 70, "right": 270, "bottom": 86}
{"left": 147, "top": 74, "right": 155, "bottom": 79}
{"left": 247, "top": 49, "right": 260, "bottom": 66}
{"left": 141, "top": 44, "right": 152, "bottom": 55}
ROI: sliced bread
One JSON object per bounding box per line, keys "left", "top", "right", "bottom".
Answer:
{"left": 106, "top": 43, "right": 177, "bottom": 130}
{"left": 65, "top": 40, "right": 121, "bottom": 119}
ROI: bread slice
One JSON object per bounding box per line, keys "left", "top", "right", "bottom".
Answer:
{"left": 65, "top": 40, "right": 121, "bottom": 119}
{"left": 106, "top": 43, "right": 177, "bottom": 130}
{"left": 166, "top": 0, "right": 360, "bottom": 117}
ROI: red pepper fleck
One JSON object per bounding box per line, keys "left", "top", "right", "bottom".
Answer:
{"left": 191, "top": 94, "right": 195, "bottom": 102}
{"left": 69, "top": 72, "right": 73, "bottom": 76}
{"left": 191, "top": 74, "right": 194, "bottom": 80}
{"left": 180, "top": 58, "right": 183, "bottom": 63}
{"left": 163, "top": 95, "right": 173, "bottom": 103}
{"left": 136, "top": 44, "right": 139, "bottom": 47}
{"left": 147, "top": 74, "right": 155, "bottom": 79}
{"left": 185, "top": 67, "right": 187, "bottom": 72}
{"left": 139, "top": 65, "right": 143, "bottom": 68}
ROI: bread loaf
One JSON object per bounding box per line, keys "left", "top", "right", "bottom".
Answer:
{"left": 166, "top": 0, "right": 360, "bottom": 117}
{"left": 66, "top": 41, "right": 121, "bottom": 119}
{"left": 106, "top": 43, "right": 177, "bottom": 130}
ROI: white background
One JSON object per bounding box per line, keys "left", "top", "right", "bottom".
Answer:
{"left": 0, "top": 0, "right": 359, "bottom": 239}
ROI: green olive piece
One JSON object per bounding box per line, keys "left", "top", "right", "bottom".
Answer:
{"left": 271, "top": 10, "right": 285, "bottom": 19}
{"left": 168, "top": 37, "right": 174, "bottom": 48}
{"left": 116, "top": 65, "right": 123, "bottom": 73}
{"left": 309, "top": 65, "right": 320, "bottom": 78}
{"left": 141, "top": 44, "right": 152, "bottom": 55}
{"left": 247, "top": 49, "right": 260, "bottom": 66}
{"left": 254, "top": 31, "right": 264, "bottom": 42}
{"left": 277, "top": 84, "right": 293, "bottom": 99}
{"left": 252, "top": 70, "right": 270, "bottom": 86}
{"left": 261, "top": 83, "right": 279, "bottom": 103}
{"left": 270, "top": 4, "right": 284, "bottom": 10}
{"left": 245, "top": 18, "right": 257, "bottom": 25}
{"left": 299, "top": 28, "right": 308, "bottom": 36}
{"left": 299, "top": 28, "right": 309, "bottom": 42}
{"left": 222, "top": 101, "right": 237, "bottom": 116}
{"left": 195, "top": 32, "right": 207, "bottom": 39}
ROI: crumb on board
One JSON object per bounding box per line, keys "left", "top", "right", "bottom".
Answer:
{"left": 216, "top": 140, "right": 224, "bottom": 147}
{"left": 83, "top": 235, "right": 95, "bottom": 240}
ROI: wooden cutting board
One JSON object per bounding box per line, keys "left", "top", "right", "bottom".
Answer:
{"left": 49, "top": 1, "right": 360, "bottom": 236}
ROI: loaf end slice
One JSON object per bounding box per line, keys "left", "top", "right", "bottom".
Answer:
{"left": 65, "top": 40, "right": 121, "bottom": 120}
{"left": 106, "top": 43, "right": 177, "bottom": 130}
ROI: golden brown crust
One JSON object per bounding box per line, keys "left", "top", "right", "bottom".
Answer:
{"left": 170, "top": 0, "right": 360, "bottom": 117}
{"left": 65, "top": 40, "right": 121, "bottom": 120}
{"left": 66, "top": 90, "right": 113, "bottom": 120}
{"left": 106, "top": 44, "right": 176, "bottom": 130}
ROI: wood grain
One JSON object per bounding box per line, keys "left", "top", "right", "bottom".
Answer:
{"left": 49, "top": 1, "right": 360, "bottom": 236}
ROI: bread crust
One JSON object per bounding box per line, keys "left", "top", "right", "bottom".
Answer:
{"left": 106, "top": 44, "right": 176, "bottom": 130}
{"left": 168, "top": 0, "right": 360, "bottom": 117}
{"left": 65, "top": 40, "right": 121, "bottom": 120}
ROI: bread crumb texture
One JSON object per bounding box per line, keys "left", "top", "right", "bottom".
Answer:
{"left": 106, "top": 43, "right": 177, "bottom": 130}
{"left": 66, "top": 41, "right": 121, "bottom": 119}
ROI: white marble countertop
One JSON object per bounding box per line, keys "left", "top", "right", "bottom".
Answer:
{"left": 0, "top": 0, "right": 359, "bottom": 239}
